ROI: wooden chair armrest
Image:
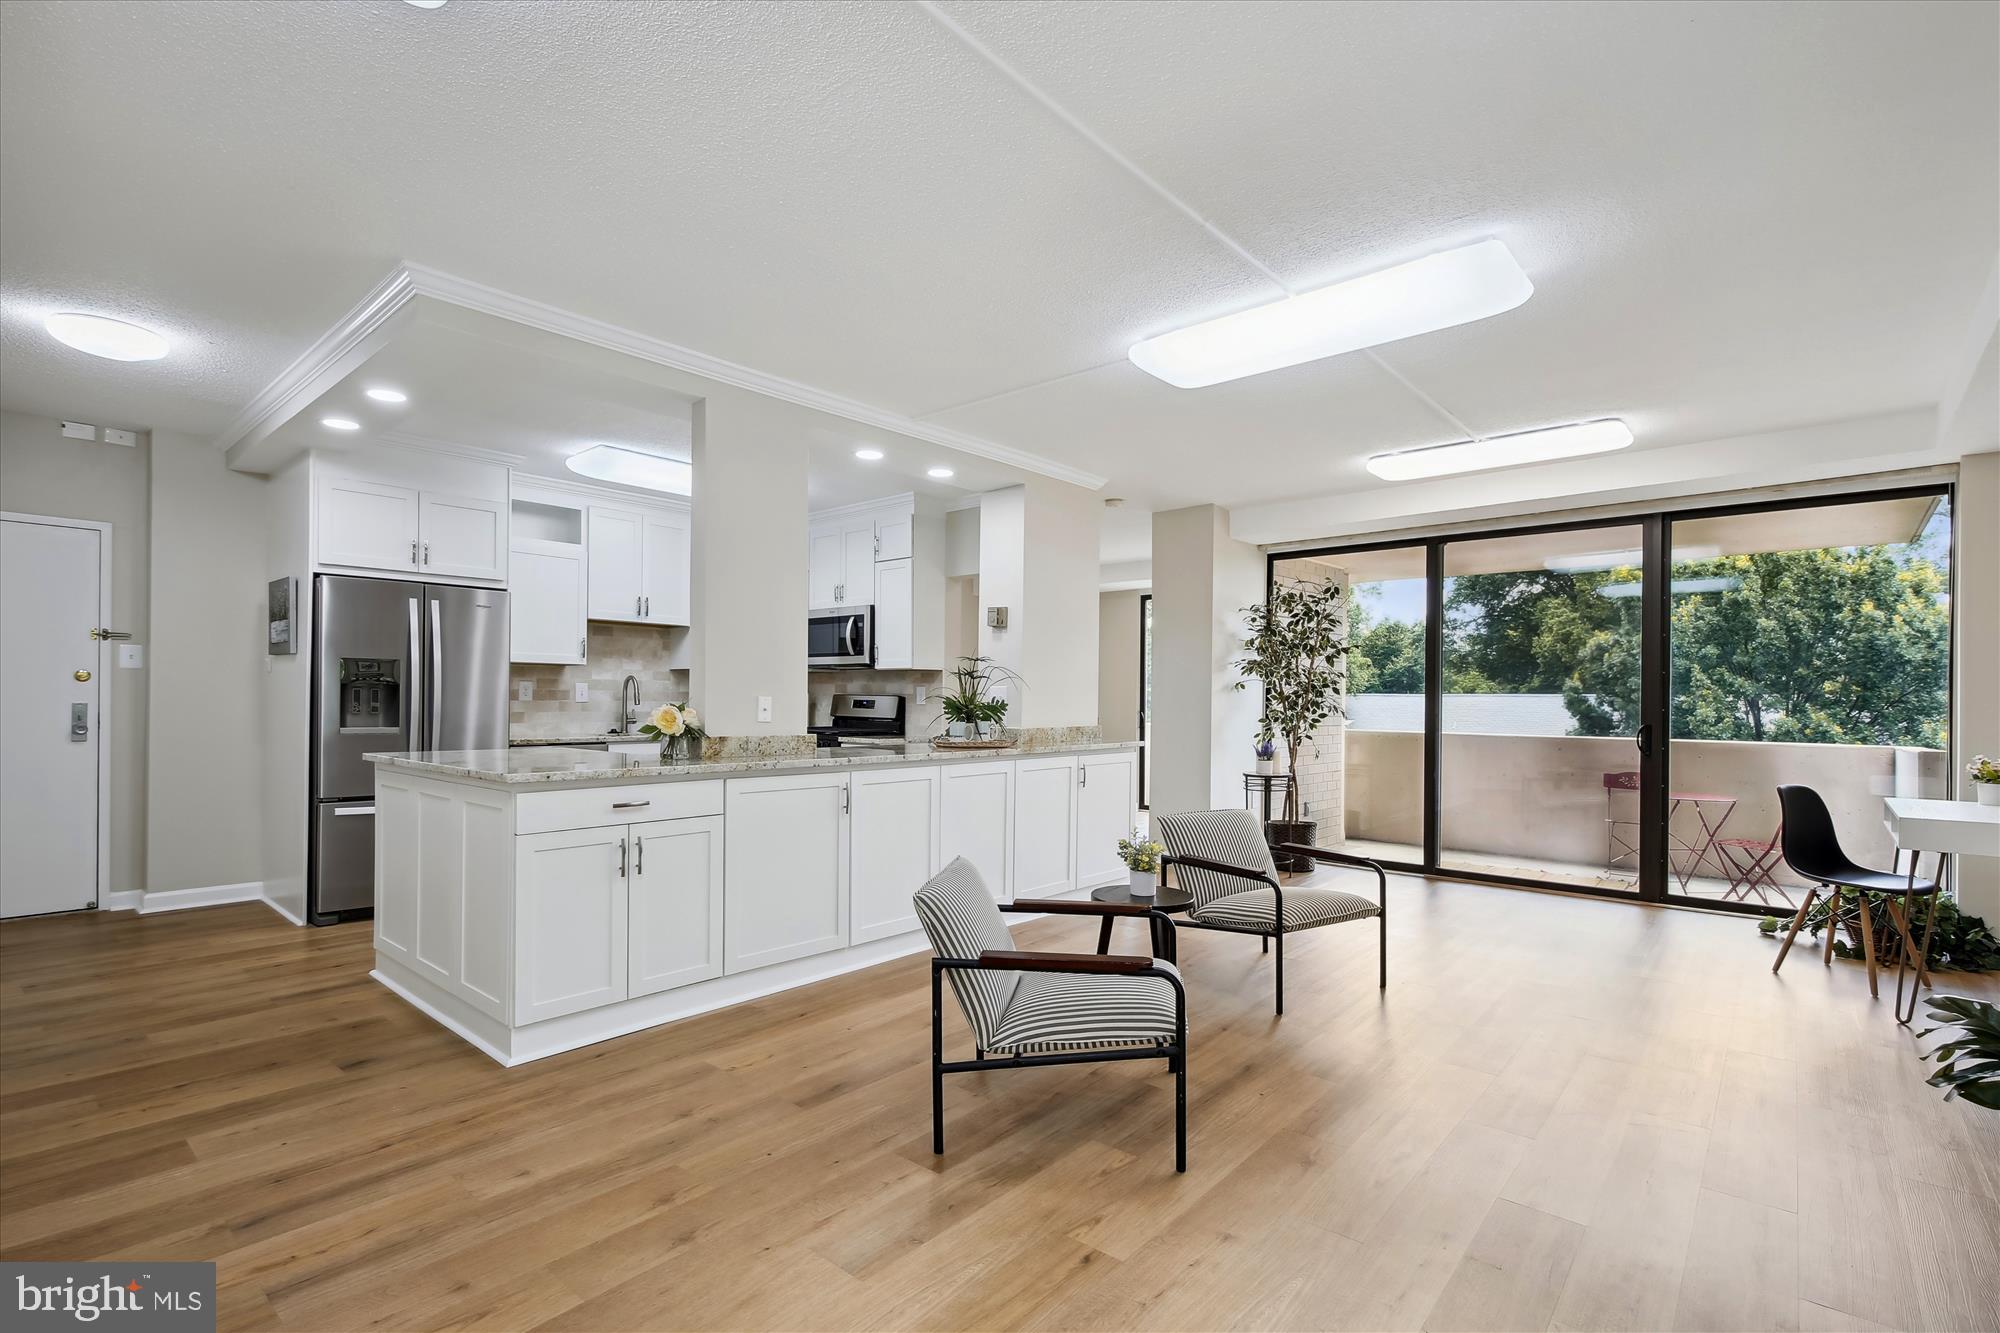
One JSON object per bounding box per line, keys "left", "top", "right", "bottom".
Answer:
{"left": 977, "top": 949, "right": 1157, "bottom": 974}
{"left": 1161, "top": 852, "right": 1279, "bottom": 891}
{"left": 1001, "top": 898, "right": 1151, "bottom": 917}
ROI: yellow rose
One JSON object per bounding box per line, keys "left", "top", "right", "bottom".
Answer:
{"left": 649, "top": 703, "right": 684, "bottom": 736}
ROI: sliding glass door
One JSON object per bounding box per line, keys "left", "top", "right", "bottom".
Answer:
{"left": 1267, "top": 482, "right": 1953, "bottom": 913}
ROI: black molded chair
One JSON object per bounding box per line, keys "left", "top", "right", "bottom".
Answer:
{"left": 1770, "top": 784, "right": 1939, "bottom": 1022}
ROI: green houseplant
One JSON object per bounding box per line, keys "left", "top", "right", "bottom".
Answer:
{"left": 1915, "top": 995, "right": 2000, "bottom": 1109}
{"left": 937, "top": 655, "right": 1022, "bottom": 741}
{"left": 1234, "top": 576, "right": 1350, "bottom": 867}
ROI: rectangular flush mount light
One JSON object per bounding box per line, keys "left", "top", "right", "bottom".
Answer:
{"left": 565, "top": 444, "right": 692, "bottom": 495}
{"left": 1128, "top": 238, "right": 1532, "bottom": 388}
{"left": 1366, "top": 418, "right": 1634, "bottom": 481}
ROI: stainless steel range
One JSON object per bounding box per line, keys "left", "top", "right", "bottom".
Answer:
{"left": 807, "top": 692, "right": 907, "bottom": 749}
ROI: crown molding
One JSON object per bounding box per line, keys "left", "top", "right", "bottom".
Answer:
{"left": 809, "top": 491, "right": 916, "bottom": 522}
{"left": 373, "top": 429, "right": 528, "bottom": 467}
{"left": 512, "top": 470, "right": 691, "bottom": 512}
{"left": 396, "top": 263, "right": 1108, "bottom": 490}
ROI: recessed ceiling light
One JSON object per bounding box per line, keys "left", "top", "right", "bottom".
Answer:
{"left": 1366, "top": 419, "right": 1633, "bottom": 481}
{"left": 364, "top": 387, "right": 408, "bottom": 404}
{"left": 926, "top": 466, "right": 955, "bottom": 479}
{"left": 43, "top": 312, "right": 169, "bottom": 362}
{"left": 1129, "top": 238, "right": 1532, "bottom": 388}
{"left": 566, "top": 444, "right": 692, "bottom": 496}
{"left": 404, "top": 0, "right": 448, "bottom": 8}
{"left": 321, "top": 417, "right": 361, "bottom": 432}
{"left": 854, "top": 448, "right": 884, "bottom": 461}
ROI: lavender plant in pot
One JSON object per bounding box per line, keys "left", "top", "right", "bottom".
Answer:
{"left": 1234, "top": 576, "right": 1350, "bottom": 872}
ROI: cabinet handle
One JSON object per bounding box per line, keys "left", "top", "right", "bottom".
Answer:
{"left": 1081, "top": 766, "right": 1088, "bottom": 788}
{"left": 644, "top": 595, "right": 650, "bottom": 616}
{"left": 842, "top": 782, "right": 850, "bottom": 813}
{"left": 636, "top": 595, "right": 642, "bottom": 615}
{"left": 579, "top": 636, "right": 587, "bottom": 658}
{"left": 410, "top": 539, "right": 418, "bottom": 565}
{"left": 422, "top": 541, "right": 430, "bottom": 565}
{"left": 611, "top": 800, "right": 651, "bottom": 809}
{"left": 635, "top": 835, "right": 644, "bottom": 875}
{"left": 619, "top": 837, "right": 628, "bottom": 878}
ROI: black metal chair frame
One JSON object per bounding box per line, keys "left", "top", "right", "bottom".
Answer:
{"left": 1157, "top": 843, "right": 1387, "bottom": 1016}
{"left": 930, "top": 898, "right": 1189, "bottom": 1172}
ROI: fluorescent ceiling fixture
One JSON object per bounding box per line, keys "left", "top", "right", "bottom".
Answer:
{"left": 44, "top": 312, "right": 169, "bottom": 361}
{"left": 1599, "top": 577, "right": 1741, "bottom": 600}
{"left": 1129, "top": 239, "right": 1531, "bottom": 388}
{"left": 364, "top": 386, "right": 408, "bottom": 403}
{"left": 320, "top": 417, "right": 361, "bottom": 432}
{"left": 405, "top": 0, "right": 448, "bottom": 8}
{"left": 926, "top": 466, "right": 955, "bottom": 479}
{"left": 854, "top": 448, "right": 884, "bottom": 461}
{"left": 1367, "top": 418, "right": 1633, "bottom": 481}
{"left": 565, "top": 444, "right": 691, "bottom": 496}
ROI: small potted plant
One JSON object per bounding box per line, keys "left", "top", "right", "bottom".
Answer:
{"left": 1254, "top": 737, "right": 1279, "bottom": 775}
{"left": 1970, "top": 755, "right": 2000, "bottom": 807}
{"left": 639, "top": 703, "right": 706, "bottom": 763}
{"left": 937, "top": 655, "right": 1022, "bottom": 742}
{"left": 1118, "top": 830, "right": 1165, "bottom": 899}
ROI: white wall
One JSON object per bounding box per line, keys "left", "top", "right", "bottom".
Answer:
{"left": 146, "top": 430, "right": 266, "bottom": 894}
{"left": 1954, "top": 453, "right": 1999, "bottom": 923}
{"left": 0, "top": 410, "right": 150, "bottom": 896}
{"left": 976, "top": 486, "right": 1026, "bottom": 719}
{"left": 260, "top": 456, "right": 312, "bottom": 923}
{"left": 945, "top": 504, "right": 980, "bottom": 578}
{"left": 1098, "top": 590, "right": 1143, "bottom": 743}
{"left": 1149, "top": 504, "right": 1262, "bottom": 813}
{"left": 1019, "top": 477, "right": 1100, "bottom": 729}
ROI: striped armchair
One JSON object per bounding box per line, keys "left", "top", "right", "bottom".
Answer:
{"left": 914, "top": 858, "right": 1190, "bottom": 1172}
{"left": 1153, "top": 808, "right": 1387, "bottom": 1016}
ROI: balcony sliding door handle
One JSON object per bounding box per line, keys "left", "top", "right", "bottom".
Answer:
{"left": 1636, "top": 723, "right": 1655, "bottom": 757}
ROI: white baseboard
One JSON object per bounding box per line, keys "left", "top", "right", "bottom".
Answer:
{"left": 260, "top": 892, "right": 307, "bottom": 926}
{"left": 137, "top": 881, "right": 266, "bottom": 914}
{"left": 101, "top": 890, "right": 143, "bottom": 912}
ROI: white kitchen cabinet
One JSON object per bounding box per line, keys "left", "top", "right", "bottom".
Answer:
{"left": 588, "top": 503, "right": 690, "bottom": 624}
{"left": 842, "top": 525, "right": 876, "bottom": 607}
{"left": 628, "top": 814, "right": 724, "bottom": 996}
{"left": 641, "top": 510, "right": 690, "bottom": 625}
{"left": 808, "top": 528, "right": 844, "bottom": 608}
{"left": 875, "top": 512, "right": 912, "bottom": 562}
{"left": 319, "top": 476, "right": 421, "bottom": 572}
{"left": 419, "top": 491, "right": 507, "bottom": 581}
{"left": 513, "top": 825, "right": 630, "bottom": 1025}
{"left": 724, "top": 772, "right": 849, "bottom": 973}
{"left": 509, "top": 539, "right": 587, "bottom": 664}
{"left": 1075, "top": 750, "right": 1140, "bottom": 888}
{"left": 874, "top": 557, "right": 913, "bottom": 670}
{"left": 1013, "top": 754, "right": 1079, "bottom": 899}
{"left": 849, "top": 766, "right": 939, "bottom": 944}
{"left": 807, "top": 514, "right": 882, "bottom": 606}
{"left": 937, "top": 760, "right": 1014, "bottom": 901}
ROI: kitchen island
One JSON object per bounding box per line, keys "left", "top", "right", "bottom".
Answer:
{"left": 366, "top": 740, "right": 1140, "bottom": 1064}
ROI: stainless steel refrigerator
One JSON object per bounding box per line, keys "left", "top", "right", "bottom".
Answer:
{"left": 310, "top": 574, "right": 509, "bottom": 924}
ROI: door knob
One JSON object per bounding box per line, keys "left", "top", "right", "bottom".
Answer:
{"left": 74, "top": 669, "right": 91, "bottom": 682}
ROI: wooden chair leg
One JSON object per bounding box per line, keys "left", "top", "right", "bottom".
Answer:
{"left": 1823, "top": 890, "right": 1841, "bottom": 966}
{"left": 1856, "top": 892, "right": 1880, "bottom": 998}
{"left": 1772, "top": 886, "right": 1819, "bottom": 973}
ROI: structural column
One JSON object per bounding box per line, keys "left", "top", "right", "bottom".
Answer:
{"left": 1149, "top": 504, "right": 1263, "bottom": 814}
{"left": 977, "top": 478, "right": 1101, "bottom": 730}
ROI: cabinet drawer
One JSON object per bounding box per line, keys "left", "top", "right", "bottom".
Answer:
{"left": 515, "top": 780, "right": 723, "bottom": 834}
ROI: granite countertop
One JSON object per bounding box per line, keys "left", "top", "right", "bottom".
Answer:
{"left": 368, "top": 738, "right": 1139, "bottom": 786}
{"left": 508, "top": 733, "right": 647, "bottom": 747}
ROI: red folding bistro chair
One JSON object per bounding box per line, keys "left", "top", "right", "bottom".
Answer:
{"left": 1715, "top": 823, "right": 1790, "bottom": 906}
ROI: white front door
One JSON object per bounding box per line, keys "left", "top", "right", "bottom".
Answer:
{"left": 1, "top": 515, "right": 105, "bottom": 918}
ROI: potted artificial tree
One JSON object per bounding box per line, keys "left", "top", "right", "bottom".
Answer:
{"left": 1234, "top": 577, "right": 1350, "bottom": 872}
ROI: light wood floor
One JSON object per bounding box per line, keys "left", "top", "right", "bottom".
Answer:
{"left": 3, "top": 874, "right": 1998, "bottom": 1332}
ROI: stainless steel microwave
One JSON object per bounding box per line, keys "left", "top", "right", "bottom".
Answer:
{"left": 807, "top": 606, "right": 874, "bottom": 669}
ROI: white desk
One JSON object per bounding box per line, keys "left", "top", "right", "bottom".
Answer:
{"left": 1883, "top": 797, "right": 2000, "bottom": 865}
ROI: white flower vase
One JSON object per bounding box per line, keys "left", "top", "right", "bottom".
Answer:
{"left": 1129, "top": 867, "right": 1156, "bottom": 899}
{"left": 1979, "top": 782, "right": 2000, "bottom": 807}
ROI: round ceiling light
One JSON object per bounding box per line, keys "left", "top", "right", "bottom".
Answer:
{"left": 854, "top": 447, "right": 884, "bottom": 461}
{"left": 321, "top": 417, "right": 361, "bottom": 432}
{"left": 404, "top": 0, "right": 448, "bottom": 8}
{"left": 44, "top": 312, "right": 169, "bottom": 362}
{"left": 926, "top": 466, "right": 955, "bottom": 479}
{"left": 364, "top": 387, "right": 408, "bottom": 403}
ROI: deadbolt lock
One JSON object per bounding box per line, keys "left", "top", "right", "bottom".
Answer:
{"left": 74, "top": 669, "right": 92, "bottom": 682}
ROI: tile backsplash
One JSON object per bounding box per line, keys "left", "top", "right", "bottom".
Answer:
{"left": 510, "top": 623, "right": 689, "bottom": 739}
{"left": 809, "top": 668, "right": 945, "bottom": 737}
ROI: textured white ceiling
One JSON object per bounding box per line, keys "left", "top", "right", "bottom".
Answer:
{"left": 1, "top": 1, "right": 1993, "bottom": 536}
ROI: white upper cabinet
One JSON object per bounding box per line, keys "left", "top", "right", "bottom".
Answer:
{"left": 875, "top": 512, "right": 913, "bottom": 562}
{"left": 848, "top": 765, "right": 939, "bottom": 944}
{"left": 841, "top": 525, "right": 877, "bottom": 607}
{"left": 509, "top": 540, "right": 587, "bottom": 665}
{"left": 587, "top": 503, "right": 689, "bottom": 625}
{"left": 808, "top": 529, "right": 844, "bottom": 608}
{"left": 873, "top": 558, "right": 913, "bottom": 670}
{"left": 806, "top": 495, "right": 943, "bottom": 668}
{"left": 319, "top": 477, "right": 421, "bottom": 572}
{"left": 419, "top": 492, "right": 507, "bottom": 581}
{"left": 1075, "top": 750, "right": 1139, "bottom": 889}
{"left": 1013, "top": 754, "right": 1079, "bottom": 899}
{"left": 314, "top": 446, "right": 509, "bottom": 584}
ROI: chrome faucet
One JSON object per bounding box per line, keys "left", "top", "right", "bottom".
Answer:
{"left": 622, "top": 675, "right": 642, "bottom": 734}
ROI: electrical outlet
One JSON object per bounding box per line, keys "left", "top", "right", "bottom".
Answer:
{"left": 757, "top": 695, "right": 772, "bottom": 723}
{"left": 101, "top": 428, "right": 138, "bottom": 448}
{"left": 915, "top": 685, "right": 927, "bottom": 705}
{"left": 117, "top": 644, "right": 144, "bottom": 669}
{"left": 517, "top": 680, "right": 534, "bottom": 702}
{"left": 573, "top": 682, "right": 590, "bottom": 703}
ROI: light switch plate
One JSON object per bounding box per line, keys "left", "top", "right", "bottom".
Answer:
{"left": 573, "top": 682, "right": 589, "bottom": 703}
{"left": 757, "top": 695, "right": 772, "bottom": 722}
{"left": 61, "top": 420, "right": 96, "bottom": 440}
{"left": 117, "top": 644, "right": 144, "bottom": 669}
{"left": 101, "top": 428, "right": 138, "bottom": 448}
{"left": 915, "top": 686, "right": 927, "bottom": 704}
{"left": 517, "top": 681, "right": 534, "bottom": 702}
